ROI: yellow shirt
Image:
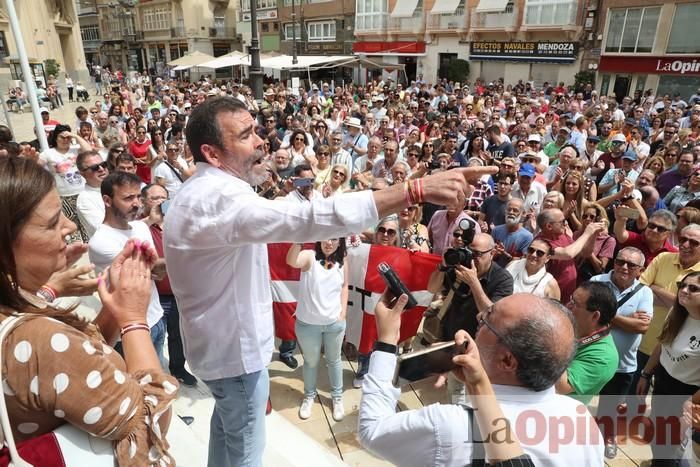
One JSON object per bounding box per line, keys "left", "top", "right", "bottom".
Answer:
{"left": 639, "top": 252, "right": 700, "bottom": 354}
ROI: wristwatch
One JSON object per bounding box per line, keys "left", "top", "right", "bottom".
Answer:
{"left": 373, "top": 341, "right": 398, "bottom": 355}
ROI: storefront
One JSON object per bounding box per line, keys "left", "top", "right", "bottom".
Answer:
{"left": 352, "top": 41, "right": 425, "bottom": 84}
{"left": 598, "top": 55, "right": 700, "bottom": 101}
{"left": 467, "top": 41, "right": 580, "bottom": 87}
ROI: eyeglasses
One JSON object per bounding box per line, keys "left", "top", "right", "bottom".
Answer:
{"left": 646, "top": 222, "right": 670, "bottom": 233}
{"left": 614, "top": 258, "right": 642, "bottom": 269}
{"left": 472, "top": 248, "right": 493, "bottom": 258}
{"left": 527, "top": 247, "right": 548, "bottom": 257}
{"left": 478, "top": 306, "right": 511, "bottom": 349}
{"left": 332, "top": 169, "right": 346, "bottom": 178}
{"left": 407, "top": 153, "right": 419, "bottom": 158}
{"left": 82, "top": 161, "right": 108, "bottom": 172}
{"left": 678, "top": 236, "right": 700, "bottom": 248}
{"left": 377, "top": 226, "right": 397, "bottom": 236}
{"left": 676, "top": 281, "right": 700, "bottom": 293}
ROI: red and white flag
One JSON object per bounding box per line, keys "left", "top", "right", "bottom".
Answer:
{"left": 268, "top": 243, "right": 441, "bottom": 354}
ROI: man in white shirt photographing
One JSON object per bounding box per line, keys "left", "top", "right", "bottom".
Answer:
{"left": 358, "top": 293, "right": 605, "bottom": 466}
{"left": 163, "top": 96, "right": 497, "bottom": 467}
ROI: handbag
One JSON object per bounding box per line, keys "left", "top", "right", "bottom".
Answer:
{"left": 421, "top": 290, "right": 454, "bottom": 344}
{"left": 0, "top": 315, "right": 116, "bottom": 467}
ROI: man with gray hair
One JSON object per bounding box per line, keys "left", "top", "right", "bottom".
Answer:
{"left": 491, "top": 197, "right": 533, "bottom": 266}
{"left": 590, "top": 247, "right": 654, "bottom": 458}
{"left": 614, "top": 208, "right": 678, "bottom": 266}
{"left": 328, "top": 130, "right": 352, "bottom": 178}
{"left": 360, "top": 293, "right": 604, "bottom": 465}
{"left": 372, "top": 139, "right": 400, "bottom": 183}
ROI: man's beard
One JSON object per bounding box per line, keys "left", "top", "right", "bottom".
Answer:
{"left": 505, "top": 215, "right": 521, "bottom": 226}
{"left": 245, "top": 149, "right": 269, "bottom": 186}
{"left": 114, "top": 205, "right": 139, "bottom": 222}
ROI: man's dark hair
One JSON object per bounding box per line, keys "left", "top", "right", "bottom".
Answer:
{"left": 293, "top": 163, "right": 312, "bottom": 177}
{"left": 500, "top": 299, "right": 577, "bottom": 392}
{"left": 115, "top": 153, "right": 136, "bottom": 166}
{"left": 101, "top": 171, "right": 142, "bottom": 198}
{"left": 185, "top": 96, "right": 248, "bottom": 163}
{"left": 0, "top": 125, "right": 13, "bottom": 144}
{"left": 76, "top": 149, "right": 101, "bottom": 170}
{"left": 141, "top": 183, "right": 168, "bottom": 199}
{"left": 498, "top": 174, "right": 515, "bottom": 185}
{"left": 486, "top": 125, "right": 501, "bottom": 135}
{"left": 577, "top": 281, "right": 618, "bottom": 326}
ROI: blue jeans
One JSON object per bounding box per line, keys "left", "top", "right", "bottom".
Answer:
{"left": 150, "top": 316, "right": 167, "bottom": 370}
{"left": 295, "top": 318, "right": 346, "bottom": 398}
{"left": 203, "top": 369, "right": 269, "bottom": 467}
{"left": 159, "top": 295, "right": 186, "bottom": 374}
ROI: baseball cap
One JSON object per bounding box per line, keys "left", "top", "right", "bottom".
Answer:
{"left": 624, "top": 118, "right": 636, "bottom": 126}
{"left": 587, "top": 135, "right": 601, "bottom": 143}
{"left": 558, "top": 127, "right": 571, "bottom": 135}
{"left": 518, "top": 163, "right": 536, "bottom": 178}
{"left": 611, "top": 133, "right": 627, "bottom": 143}
{"left": 622, "top": 150, "right": 638, "bottom": 161}
{"left": 40, "top": 107, "right": 50, "bottom": 114}
{"left": 527, "top": 134, "right": 541, "bottom": 143}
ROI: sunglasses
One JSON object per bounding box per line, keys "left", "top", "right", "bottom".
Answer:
{"left": 332, "top": 169, "right": 346, "bottom": 178}
{"left": 82, "top": 161, "right": 108, "bottom": 172}
{"left": 294, "top": 137, "right": 305, "bottom": 142}
{"left": 471, "top": 248, "right": 493, "bottom": 258}
{"left": 678, "top": 236, "right": 700, "bottom": 248}
{"left": 318, "top": 152, "right": 329, "bottom": 156}
{"left": 646, "top": 222, "right": 670, "bottom": 233}
{"left": 377, "top": 226, "right": 397, "bottom": 236}
{"left": 527, "top": 247, "right": 548, "bottom": 257}
{"left": 614, "top": 258, "right": 642, "bottom": 269}
{"left": 581, "top": 213, "right": 598, "bottom": 221}
{"left": 677, "top": 281, "right": 700, "bottom": 293}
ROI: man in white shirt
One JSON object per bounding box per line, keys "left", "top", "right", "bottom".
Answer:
{"left": 163, "top": 97, "right": 496, "bottom": 467}
{"left": 76, "top": 150, "right": 108, "bottom": 238}
{"left": 88, "top": 171, "right": 166, "bottom": 365}
{"left": 359, "top": 293, "right": 604, "bottom": 466}
{"left": 328, "top": 130, "right": 353, "bottom": 178}
{"left": 512, "top": 163, "right": 547, "bottom": 214}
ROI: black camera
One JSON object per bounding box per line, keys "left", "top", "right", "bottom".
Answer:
{"left": 442, "top": 218, "right": 476, "bottom": 269}
{"left": 426, "top": 160, "right": 442, "bottom": 171}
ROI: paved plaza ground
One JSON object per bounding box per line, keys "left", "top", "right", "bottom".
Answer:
{"left": 17, "top": 100, "right": 655, "bottom": 466}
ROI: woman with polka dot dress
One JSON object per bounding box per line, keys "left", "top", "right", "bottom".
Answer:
{"left": 0, "top": 157, "right": 178, "bottom": 466}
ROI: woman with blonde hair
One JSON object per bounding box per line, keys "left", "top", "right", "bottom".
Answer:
{"left": 322, "top": 164, "right": 348, "bottom": 197}
{"left": 397, "top": 205, "right": 430, "bottom": 253}
{"left": 574, "top": 201, "right": 616, "bottom": 283}
{"left": 643, "top": 154, "right": 666, "bottom": 177}
{"left": 560, "top": 171, "right": 587, "bottom": 231}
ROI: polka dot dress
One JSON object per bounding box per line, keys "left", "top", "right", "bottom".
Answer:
{"left": 1, "top": 314, "right": 179, "bottom": 466}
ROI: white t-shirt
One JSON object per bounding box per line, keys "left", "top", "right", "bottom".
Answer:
{"left": 40, "top": 147, "right": 84, "bottom": 197}
{"left": 153, "top": 161, "right": 184, "bottom": 197}
{"left": 88, "top": 221, "right": 164, "bottom": 328}
{"left": 660, "top": 316, "right": 700, "bottom": 386}
{"left": 76, "top": 185, "right": 105, "bottom": 239}
{"left": 296, "top": 259, "right": 344, "bottom": 325}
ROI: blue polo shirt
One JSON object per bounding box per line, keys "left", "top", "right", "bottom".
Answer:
{"left": 590, "top": 273, "right": 654, "bottom": 373}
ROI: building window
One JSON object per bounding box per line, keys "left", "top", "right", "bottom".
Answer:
{"left": 284, "top": 23, "right": 302, "bottom": 40}
{"left": 261, "top": 22, "right": 269, "bottom": 32}
{"left": 307, "top": 20, "right": 335, "bottom": 42}
{"left": 80, "top": 25, "right": 100, "bottom": 42}
{"left": 605, "top": 7, "right": 660, "bottom": 54}
{"left": 241, "top": 0, "right": 277, "bottom": 11}
{"left": 0, "top": 31, "right": 8, "bottom": 63}
{"left": 356, "top": 0, "right": 388, "bottom": 31}
{"left": 667, "top": 3, "right": 700, "bottom": 54}
{"left": 143, "top": 6, "right": 171, "bottom": 31}
{"left": 524, "top": 0, "right": 576, "bottom": 26}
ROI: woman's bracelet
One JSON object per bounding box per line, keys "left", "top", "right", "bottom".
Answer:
{"left": 37, "top": 284, "right": 58, "bottom": 302}
{"left": 120, "top": 323, "right": 150, "bottom": 338}
{"left": 640, "top": 370, "right": 654, "bottom": 380}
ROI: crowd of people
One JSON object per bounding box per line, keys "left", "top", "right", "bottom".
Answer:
{"left": 0, "top": 69, "right": 699, "bottom": 467}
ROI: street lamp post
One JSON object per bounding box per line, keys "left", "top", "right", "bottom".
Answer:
{"left": 249, "top": 0, "right": 263, "bottom": 100}
{"left": 291, "top": 0, "right": 298, "bottom": 65}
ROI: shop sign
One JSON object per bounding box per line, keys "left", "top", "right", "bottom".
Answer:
{"left": 469, "top": 41, "right": 578, "bottom": 61}
{"left": 599, "top": 56, "right": 700, "bottom": 76}
{"left": 306, "top": 43, "right": 344, "bottom": 53}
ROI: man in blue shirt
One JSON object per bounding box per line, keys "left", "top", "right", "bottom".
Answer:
{"left": 492, "top": 198, "right": 533, "bottom": 267}
{"left": 590, "top": 247, "right": 654, "bottom": 459}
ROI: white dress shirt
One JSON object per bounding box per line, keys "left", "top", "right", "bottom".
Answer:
{"left": 164, "top": 163, "right": 378, "bottom": 381}
{"left": 358, "top": 351, "right": 604, "bottom": 467}
{"left": 76, "top": 185, "right": 105, "bottom": 239}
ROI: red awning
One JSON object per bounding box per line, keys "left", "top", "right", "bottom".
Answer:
{"left": 352, "top": 41, "right": 426, "bottom": 55}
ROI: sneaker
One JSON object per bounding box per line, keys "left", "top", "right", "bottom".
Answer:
{"left": 173, "top": 369, "right": 198, "bottom": 387}
{"left": 332, "top": 397, "right": 344, "bottom": 421}
{"left": 604, "top": 439, "right": 618, "bottom": 459}
{"left": 279, "top": 354, "right": 299, "bottom": 369}
{"left": 298, "top": 396, "right": 314, "bottom": 420}
{"left": 352, "top": 375, "right": 364, "bottom": 389}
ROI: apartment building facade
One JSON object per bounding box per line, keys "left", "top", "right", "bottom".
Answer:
{"left": 277, "top": 0, "right": 355, "bottom": 57}
{"left": 596, "top": 0, "right": 700, "bottom": 100}
{"left": 0, "top": 0, "right": 89, "bottom": 91}
{"left": 353, "top": 0, "right": 589, "bottom": 86}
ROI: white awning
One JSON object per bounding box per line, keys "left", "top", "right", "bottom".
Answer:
{"left": 198, "top": 51, "right": 247, "bottom": 69}
{"left": 431, "top": 0, "right": 461, "bottom": 15}
{"left": 390, "top": 0, "right": 420, "bottom": 18}
{"left": 474, "top": 0, "right": 510, "bottom": 14}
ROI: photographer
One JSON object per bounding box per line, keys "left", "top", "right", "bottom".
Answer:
{"left": 428, "top": 231, "right": 514, "bottom": 404}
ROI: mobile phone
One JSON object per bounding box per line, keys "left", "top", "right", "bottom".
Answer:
{"left": 293, "top": 177, "right": 314, "bottom": 188}
{"left": 377, "top": 262, "right": 417, "bottom": 309}
{"left": 160, "top": 199, "right": 170, "bottom": 216}
{"left": 617, "top": 206, "right": 640, "bottom": 219}
{"left": 392, "top": 340, "right": 467, "bottom": 387}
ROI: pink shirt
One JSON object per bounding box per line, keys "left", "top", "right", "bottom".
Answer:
{"left": 427, "top": 210, "right": 481, "bottom": 255}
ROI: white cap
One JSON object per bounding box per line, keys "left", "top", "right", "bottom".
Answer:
{"left": 527, "top": 134, "right": 541, "bottom": 143}
{"left": 39, "top": 107, "right": 50, "bottom": 114}
{"left": 611, "top": 133, "right": 627, "bottom": 143}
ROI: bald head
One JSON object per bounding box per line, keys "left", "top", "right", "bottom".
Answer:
{"left": 472, "top": 232, "right": 495, "bottom": 250}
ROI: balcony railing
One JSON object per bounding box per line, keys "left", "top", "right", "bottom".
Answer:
{"left": 471, "top": 5, "right": 519, "bottom": 30}
{"left": 82, "top": 39, "right": 102, "bottom": 51}
{"left": 355, "top": 13, "right": 388, "bottom": 32}
{"left": 427, "top": 6, "right": 467, "bottom": 31}
{"left": 387, "top": 11, "right": 425, "bottom": 33}
{"left": 209, "top": 27, "right": 236, "bottom": 38}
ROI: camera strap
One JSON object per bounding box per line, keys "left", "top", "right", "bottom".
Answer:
{"left": 578, "top": 325, "right": 611, "bottom": 347}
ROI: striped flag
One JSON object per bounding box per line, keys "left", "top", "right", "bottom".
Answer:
{"left": 268, "top": 242, "right": 441, "bottom": 354}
